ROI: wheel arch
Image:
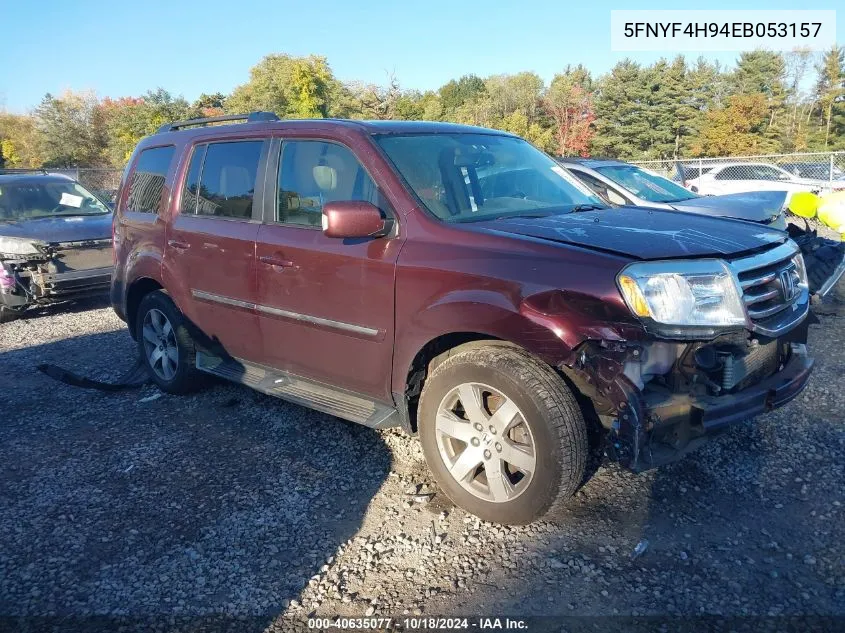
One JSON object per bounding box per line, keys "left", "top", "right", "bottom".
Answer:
{"left": 125, "top": 277, "right": 164, "bottom": 339}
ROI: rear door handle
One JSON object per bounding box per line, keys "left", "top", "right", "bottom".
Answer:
{"left": 260, "top": 255, "right": 294, "bottom": 268}
{"left": 168, "top": 240, "right": 190, "bottom": 250}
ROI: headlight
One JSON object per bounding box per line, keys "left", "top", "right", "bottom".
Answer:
{"left": 0, "top": 237, "right": 42, "bottom": 256}
{"left": 618, "top": 259, "right": 746, "bottom": 338}
{"left": 792, "top": 251, "right": 808, "bottom": 287}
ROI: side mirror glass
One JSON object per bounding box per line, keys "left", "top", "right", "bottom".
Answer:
{"left": 322, "top": 201, "right": 389, "bottom": 239}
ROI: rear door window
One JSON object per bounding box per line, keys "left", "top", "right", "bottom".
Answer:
{"left": 191, "top": 141, "right": 263, "bottom": 219}
{"left": 126, "top": 146, "right": 175, "bottom": 213}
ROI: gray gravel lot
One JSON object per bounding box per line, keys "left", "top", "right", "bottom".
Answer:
{"left": 0, "top": 297, "right": 843, "bottom": 632}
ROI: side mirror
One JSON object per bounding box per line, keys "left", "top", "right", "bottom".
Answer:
{"left": 322, "top": 201, "right": 390, "bottom": 239}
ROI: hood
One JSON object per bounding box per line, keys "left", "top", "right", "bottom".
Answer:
{"left": 668, "top": 191, "right": 787, "bottom": 223}
{"left": 0, "top": 213, "right": 113, "bottom": 244}
{"left": 470, "top": 207, "right": 788, "bottom": 260}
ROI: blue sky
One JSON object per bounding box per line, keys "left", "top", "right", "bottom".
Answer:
{"left": 0, "top": 0, "right": 841, "bottom": 113}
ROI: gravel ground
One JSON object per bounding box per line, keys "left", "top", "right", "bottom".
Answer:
{"left": 0, "top": 297, "right": 843, "bottom": 632}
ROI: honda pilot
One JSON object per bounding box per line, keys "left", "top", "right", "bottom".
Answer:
{"left": 111, "top": 113, "right": 814, "bottom": 525}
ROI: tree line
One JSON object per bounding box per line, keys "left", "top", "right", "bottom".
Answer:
{"left": 1, "top": 47, "right": 843, "bottom": 170}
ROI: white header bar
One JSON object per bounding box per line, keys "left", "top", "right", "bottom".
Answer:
{"left": 611, "top": 10, "right": 837, "bottom": 52}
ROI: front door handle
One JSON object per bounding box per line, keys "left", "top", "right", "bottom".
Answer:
{"left": 260, "top": 255, "right": 294, "bottom": 268}
{"left": 168, "top": 239, "right": 191, "bottom": 251}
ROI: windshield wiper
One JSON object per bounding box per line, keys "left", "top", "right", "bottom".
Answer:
{"left": 569, "top": 204, "right": 607, "bottom": 213}
{"left": 55, "top": 211, "right": 110, "bottom": 217}
{"left": 493, "top": 212, "right": 557, "bottom": 220}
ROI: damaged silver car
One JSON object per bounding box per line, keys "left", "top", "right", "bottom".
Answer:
{"left": 0, "top": 171, "right": 113, "bottom": 322}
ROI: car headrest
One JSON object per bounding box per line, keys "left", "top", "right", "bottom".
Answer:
{"left": 313, "top": 165, "right": 337, "bottom": 191}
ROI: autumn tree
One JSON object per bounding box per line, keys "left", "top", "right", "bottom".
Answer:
{"left": 193, "top": 92, "right": 227, "bottom": 117}
{"left": 693, "top": 93, "right": 781, "bottom": 156}
{"left": 100, "top": 89, "right": 193, "bottom": 165}
{"left": 34, "top": 91, "right": 108, "bottom": 167}
{"left": 0, "top": 113, "right": 42, "bottom": 167}
{"left": 544, "top": 67, "right": 595, "bottom": 156}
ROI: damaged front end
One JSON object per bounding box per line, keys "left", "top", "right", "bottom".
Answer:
{"left": 559, "top": 240, "right": 816, "bottom": 471}
{"left": 0, "top": 236, "right": 112, "bottom": 315}
{"left": 561, "top": 324, "right": 814, "bottom": 471}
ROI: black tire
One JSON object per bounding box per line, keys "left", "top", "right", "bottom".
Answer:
{"left": 418, "top": 344, "right": 587, "bottom": 525}
{"left": 135, "top": 290, "right": 205, "bottom": 394}
{"left": 0, "top": 305, "right": 23, "bottom": 324}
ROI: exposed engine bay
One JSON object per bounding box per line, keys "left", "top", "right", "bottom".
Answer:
{"left": 561, "top": 318, "right": 815, "bottom": 473}
{"left": 0, "top": 239, "right": 112, "bottom": 314}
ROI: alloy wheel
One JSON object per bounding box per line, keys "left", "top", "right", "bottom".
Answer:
{"left": 141, "top": 308, "right": 179, "bottom": 381}
{"left": 435, "top": 382, "right": 536, "bottom": 503}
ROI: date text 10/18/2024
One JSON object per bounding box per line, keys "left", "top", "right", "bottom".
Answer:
{"left": 307, "top": 617, "right": 529, "bottom": 630}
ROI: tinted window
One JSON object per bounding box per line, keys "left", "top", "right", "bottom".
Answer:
{"left": 126, "top": 146, "right": 174, "bottom": 213}
{"left": 715, "top": 166, "right": 743, "bottom": 180}
{"left": 195, "top": 141, "right": 262, "bottom": 219}
{"left": 749, "top": 165, "right": 783, "bottom": 180}
{"left": 180, "top": 145, "right": 207, "bottom": 215}
{"left": 277, "top": 141, "right": 378, "bottom": 227}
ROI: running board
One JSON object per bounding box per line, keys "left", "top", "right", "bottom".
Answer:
{"left": 195, "top": 351, "right": 400, "bottom": 429}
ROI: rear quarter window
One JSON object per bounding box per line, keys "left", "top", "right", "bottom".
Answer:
{"left": 126, "top": 146, "right": 175, "bottom": 213}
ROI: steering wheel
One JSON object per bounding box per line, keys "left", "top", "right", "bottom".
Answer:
{"left": 507, "top": 190, "right": 528, "bottom": 199}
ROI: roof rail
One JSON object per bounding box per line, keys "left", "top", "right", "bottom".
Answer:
{"left": 156, "top": 111, "right": 280, "bottom": 134}
{"left": 0, "top": 168, "right": 50, "bottom": 175}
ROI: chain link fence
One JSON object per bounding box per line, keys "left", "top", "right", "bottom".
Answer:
{"left": 50, "top": 168, "right": 124, "bottom": 202}
{"left": 630, "top": 151, "right": 845, "bottom": 195}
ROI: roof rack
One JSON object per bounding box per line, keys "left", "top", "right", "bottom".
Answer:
{"left": 156, "top": 111, "right": 280, "bottom": 134}
{"left": 0, "top": 168, "right": 50, "bottom": 175}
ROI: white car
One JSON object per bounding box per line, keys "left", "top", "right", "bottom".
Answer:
{"left": 683, "top": 162, "right": 845, "bottom": 203}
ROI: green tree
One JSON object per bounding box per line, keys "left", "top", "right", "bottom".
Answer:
{"left": 0, "top": 113, "right": 42, "bottom": 167}
{"left": 730, "top": 50, "right": 787, "bottom": 150}
{"left": 34, "top": 90, "right": 108, "bottom": 167}
{"left": 591, "top": 60, "right": 650, "bottom": 158}
{"left": 812, "top": 45, "right": 845, "bottom": 149}
{"left": 439, "top": 74, "right": 486, "bottom": 112}
{"left": 484, "top": 72, "right": 544, "bottom": 124}
{"left": 193, "top": 92, "right": 227, "bottom": 116}
{"left": 101, "top": 89, "right": 193, "bottom": 165}
{"left": 226, "top": 54, "right": 338, "bottom": 118}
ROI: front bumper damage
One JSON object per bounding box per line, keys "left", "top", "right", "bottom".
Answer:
{"left": 0, "top": 239, "right": 112, "bottom": 312}
{"left": 559, "top": 317, "right": 816, "bottom": 472}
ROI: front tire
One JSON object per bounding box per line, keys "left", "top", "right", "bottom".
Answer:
{"left": 418, "top": 344, "right": 587, "bottom": 525}
{"left": 0, "top": 305, "right": 23, "bottom": 324}
{"left": 135, "top": 291, "right": 205, "bottom": 394}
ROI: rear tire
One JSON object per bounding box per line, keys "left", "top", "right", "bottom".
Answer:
{"left": 135, "top": 291, "right": 205, "bottom": 394}
{"left": 418, "top": 344, "right": 587, "bottom": 525}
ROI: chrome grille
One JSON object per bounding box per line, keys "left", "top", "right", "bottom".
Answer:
{"left": 730, "top": 242, "right": 806, "bottom": 331}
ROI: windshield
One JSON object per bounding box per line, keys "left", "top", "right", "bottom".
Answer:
{"left": 374, "top": 133, "right": 605, "bottom": 222}
{"left": 596, "top": 165, "right": 698, "bottom": 203}
{"left": 0, "top": 180, "right": 110, "bottom": 222}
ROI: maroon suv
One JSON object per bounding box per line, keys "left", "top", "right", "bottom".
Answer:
{"left": 111, "top": 112, "right": 814, "bottom": 525}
